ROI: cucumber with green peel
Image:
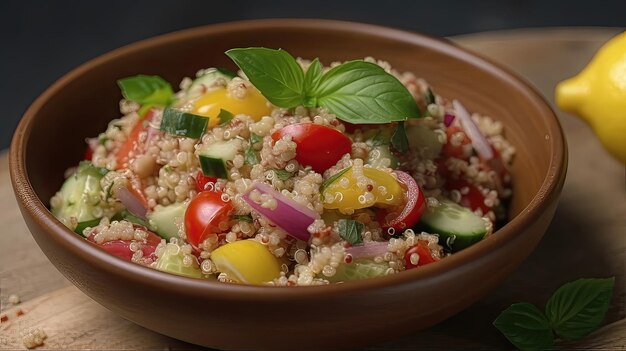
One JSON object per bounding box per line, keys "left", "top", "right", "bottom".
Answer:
{"left": 186, "top": 68, "right": 236, "bottom": 100}
{"left": 325, "top": 258, "right": 390, "bottom": 283}
{"left": 198, "top": 139, "right": 239, "bottom": 179}
{"left": 406, "top": 124, "right": 443, "bottom": 159}
{"left": 51, "top": 161, "right": 109, "bottom": 235}
{"left": 147, "top": 202, "right": 188, "bottom": 240}
{"left": 418, "top": 198, "right": 487, "bottom": 252}
{"left": 160, "top": 108, "right": 208, "bottom": 138}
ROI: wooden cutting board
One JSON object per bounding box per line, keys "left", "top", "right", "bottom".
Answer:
{"left": 1, "top": 27, "right": 624, "bottom": 350}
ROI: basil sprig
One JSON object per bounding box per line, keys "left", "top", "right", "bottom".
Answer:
{"left": 494, "top": 277, "right": 615, "bottom": 351}
{"left": 226, "top": 48, "right": 420, "bottom": 125}
{"left": 117, "top": 75, "right": 175, "bottom": 116}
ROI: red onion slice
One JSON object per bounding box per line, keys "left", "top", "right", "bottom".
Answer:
{"left": 117, "top": 186, "right": 148, "bottom": 219}
{"left": 453, "top": 100, "right": 493, "bottom": 160}
{"left": 345, "top": 241, "right": 389, "bottom": 259}
{"left": 443, "top": 113, "right": 456, "bottom": 127}
{"left": 243, "top": 182, "right": 319, "bottom": 241}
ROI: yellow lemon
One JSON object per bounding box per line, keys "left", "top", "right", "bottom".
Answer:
{"left": 556, "top": 31, "right": 626, "bottom": 164}
{"left": 210, "top": 240, "right": 281, "bottom": 284}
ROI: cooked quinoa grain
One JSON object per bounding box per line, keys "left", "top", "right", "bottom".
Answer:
{"left": 50, "top": 53, "right": 514, "bottom": 286}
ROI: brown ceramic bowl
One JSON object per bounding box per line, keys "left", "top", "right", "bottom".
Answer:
{"left": 10, "top": 19, "right": 566, "bottom": 349}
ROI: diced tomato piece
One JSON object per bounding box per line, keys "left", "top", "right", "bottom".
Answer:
{"left": 195, "top": 170, "right": 218, "bottom": 193}
{"left": 445, "top": 178, "right": 492, "bottom": 214}
{"left": 404, "top": 241, "right": 437, "bottom": 269}
{"left": 84, "top": 146, "right": 94, "bottom": 161}
{"left": 115, "top": 109, "right": 157, "bottom": 170}
{"left": 271, "top": 123, "right": 352, "bottom": 173}
{"left": 443, "top": 125, "right": 471, "bottom": 159}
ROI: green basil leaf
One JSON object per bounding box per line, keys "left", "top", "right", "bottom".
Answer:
{"left": 216, "top": 67, "right": 237, "bottom": 79}
{"left": 424, "top": 88, "right": 436, "bottom": 105}
{"left": 218, "top": 109, "right": 234, "bottom": 126}
{"left": 231, "top": 214, "right": 253, "bottom": 223}
{"left": 320, "top": 167, "right": 351, "bottom": 197}
{"left": 304, "top": 58, "right": 323, "bottom": 107}
{"left": 337, "top": 219, "right": 364, "bottom": 245}
{"left": 545, "top": 277, "right": 615, "bottom": 341}
{"left": 117, "top": 75, "right": 174, "bottom": 106}
{"left": 311, "top": 60, "right": 420, "bottom": 124}
{"left": 493, "top": 303, "right": 554, "bottom": 351}
{"left": 245, "top": 146, "right": 259, "bottom": 165}
{"left": 272, "top": 168, "right": 294, "bottom": 181}
{"left": 391, "top": 122, "right": 409, "bottom": 153}
{"left": 226, "top": 48, "right": 305, "bottom": 108}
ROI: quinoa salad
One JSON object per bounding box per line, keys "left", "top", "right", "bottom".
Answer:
{"left": 50, "top": 48, "right": 514, "bottom": 286}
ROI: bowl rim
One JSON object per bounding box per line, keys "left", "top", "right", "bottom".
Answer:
{"left": 9, "top": 18, "right": 567, "bottom": 300}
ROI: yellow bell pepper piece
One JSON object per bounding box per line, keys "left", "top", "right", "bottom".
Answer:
{"left": 210, "top": 240, "right": 281, "bottom": 284}
{"left": 192, "top": 87, "right": 272, "bottom": 128}
{"left": 322, "top": 167, "right": 404, "bottom": 213}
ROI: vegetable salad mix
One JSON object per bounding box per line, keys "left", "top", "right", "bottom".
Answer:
{"left": 50, "top": 48, "right": 515, "bottom": 285}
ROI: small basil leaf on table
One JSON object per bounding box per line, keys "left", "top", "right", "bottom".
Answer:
{"left": 337, "top": 219, "right": 364, "bottom": 245}
{"left": 226, "top": 48, "right": 305, "bottom": 108}
{"left": 545, "top": 277, "right": 615, "bottom": 341}
{"left": 310, "top": 60, "right": 420, "bottom": 124}
{"left": 493, "top": 302, "right": 554, "bottom": 351}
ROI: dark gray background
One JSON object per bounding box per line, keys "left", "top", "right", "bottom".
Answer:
{"left": 2, "top": 0, "right": 624, "bottom": 149}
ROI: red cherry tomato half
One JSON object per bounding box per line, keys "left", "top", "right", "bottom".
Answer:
{"left": 404, "top": 241, "right": 437, "bottom": 269}
{"left": 376, "top": 171, "right": 425, "bottom": 234}
{"left": 271, "top": 123, "right": 352, "bottom": 173}
{"left": 195, "top": 170, "right": 218, "bottom": 193}
{"left": 443, "top": 125, "right": 471, "bottom": 159}
{"left": 184, "top": 191, "right": 233, "bottom": 249}
{"left": 116, "top": 109, "right": 158, "bottom": 170}
{"left": 445, "top": 178, "right": 491, "bottom": 215}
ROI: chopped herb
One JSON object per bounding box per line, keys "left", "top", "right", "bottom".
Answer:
{"left": 320, "top": 167, "right": 350, "bottom": 197}
{"left": 250, "top": 133, "right": 263, "bottom": 145}
{"left": 245, "top": 146, "right": 259, "bottom": 165}
{"left": 231, "top": 214, "right": 253, "bottom": 223}
{"left": 337, "top": 219, "right": 364, "bottom": 245}
{"left": 494, "top": 277, "right": 615, "bottom": 351}
{"left": 391, "top": 122, "right": 409, "bottom": 153}
{"left": 370, "top": 129, "right": 388, "bottom": 147}
{"left": 218, "top": 109, "right": 234, "bottom": 126}
{"left": 272, "top": 168, "right": 294, "bottom": 181}
{"left": 98, "top": 135, "right": 108, "bottom": 146}
{"left": 163, "top": 166, "right": 172, "bottom": 173}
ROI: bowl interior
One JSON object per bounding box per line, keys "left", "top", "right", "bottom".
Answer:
{"left": 24, "top": 21, "right": 555, "bottom": 223}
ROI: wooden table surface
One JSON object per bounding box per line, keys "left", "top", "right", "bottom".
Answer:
{"left": 1, "top": 28, "right": 625, "bottom": 350}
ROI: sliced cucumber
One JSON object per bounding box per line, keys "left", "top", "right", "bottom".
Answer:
{"left": 326, "top": 258, "right": 390, "bottom": 283}
{"left": 155, "top": 243, "right": 203, "bottom": 278}
{"left": 367, "top": 144, "right": 399, "bottom": 168}
{"left": 186, "top": 68, "right": 235, "bottom": 100}
{"left": 418, "top": 198, "right": 487, "bottom": 252}
{"left": 147, "top": 202, "right": 187, "bottom": 240}
{"left": 198, "top": 140, "right": 239, "bottom": 179}
{"left": 160, "top": 108, "right": 208, "bottom": 138}
{"left": 51, "top": 161, "right": 108, "bottom": 234}
{"left": 406, "top": 124, "right": 442, "bottom": 159}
